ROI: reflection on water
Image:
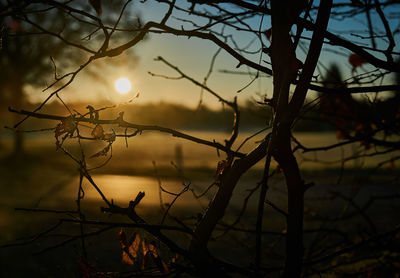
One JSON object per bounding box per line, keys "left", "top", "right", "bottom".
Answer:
{"left": 0, "top": 174, "right": 207, "bottom": 244}
{"left": 30, "top": 174, "right": 208, "bottom": 211}
{"left": 78, "top": 174, "right": 203, "bottom": 208}
{"left": 2, "top": 171, "right": 399, "bottom": 248}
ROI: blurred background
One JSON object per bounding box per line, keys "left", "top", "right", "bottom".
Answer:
{"left": 1, "top": 1, "right": 400, "bottom": 277}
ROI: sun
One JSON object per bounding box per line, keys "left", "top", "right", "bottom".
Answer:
{"left": 115, "top": 77, "right": 132, "bottom": 94}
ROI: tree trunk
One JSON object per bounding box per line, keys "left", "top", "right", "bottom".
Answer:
{"left": 273, "top": 127, "right": 304, "bottom": 277}
{"left": 269, "top": 1, "right": 304, "bottom": 274}
{"left": 269, "top": 1, "right": 332, "bottom": 276}
{"left": 189, "top": 141, "right": 268, "bottom": 266}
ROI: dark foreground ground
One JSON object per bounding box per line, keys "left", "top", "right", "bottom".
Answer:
{"left": 0, "top": 136, "right": 399, "bottom": 277}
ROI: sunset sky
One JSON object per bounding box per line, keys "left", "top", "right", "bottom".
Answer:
{"left": 25, "top": 1, "right": 400, "bottom": 110}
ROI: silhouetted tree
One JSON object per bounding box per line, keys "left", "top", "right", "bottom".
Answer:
{"left": 4, "top": 1, "right": 400, "bottom": 277}
{"left": 0, "top": 0, "right": 136, "bottom": 155}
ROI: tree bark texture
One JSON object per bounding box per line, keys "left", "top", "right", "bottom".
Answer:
{"left": 189, "top": 141, "right": 268, "bottom": 264}
{"left": 270, "top": 0, "right": 332, "bottom": 277}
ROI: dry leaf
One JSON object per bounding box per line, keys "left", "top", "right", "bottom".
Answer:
{"left": 263, "top": 28, "right": 272, "bottom": 41}
{"left": 103, "top": 133, "right": 116, "bottom": 142}
{"left": 119, "top": 229, "right": 128, "bottom": 248}
{"left": 349, "top": 54, "right": 367, "bottom": 70}
{"left": 148, "top": 243, "right": 158, "bottom": 258}
{"left": 55, "top": 123, "right": 65, "bottom": 138}
{"left": 214, "top": 160, "right": 228, "bottom": 183}
{"left": 292, "top": 57, "right": 303, "bottom": 74}
{"left": 121, "top": 249, "right": 134, "bottom": 265}
{"left": 120, "top": 230, "right": 134, "bottom": 265}
{"left": 90, "top": 143, "right": 111, "bottom": 158}
{"left": 55, "top": 117, "right": 77, "bottom": 148}
{"left": 141, "top": 239, "right": 149, "bottom": 269}
{"left": 55, "top": 117, "right": 76, "bottom": 137}
{"left": 171, "top": 253, "right": 179, "bottom": 263}
{"left": 159, "top": 260, "right": 170, "bottom": 274}
{"left": 78, "top": 258, "right": 105, "bottom": 278}
{"left": 128, "top": 233, "right": 141, "bottom": 260}
{"left": 88, "top": 0, "right": 102, "bottom": 15}
{"left": 91, "top": 124, "right": 104, "bottom": 139}
{"left": 147, "top": 242, "right": 169, "bottom": 274}
{"left": 7, "top": 18, "right": 21, "bottom": 31}
{"left": 118, "top": 231, "right": 169, "bottom": 273}
{"left": 119, "top": 231, "right": 141, "bottom": 266}
{"left": 64, "top": 117, "right": 77, "bottom": 133}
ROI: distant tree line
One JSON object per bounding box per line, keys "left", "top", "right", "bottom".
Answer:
{"left": 3, "top": 100, "right": 341, "bottom": 133}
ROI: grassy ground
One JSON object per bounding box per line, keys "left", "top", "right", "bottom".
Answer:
{"left": 0, "top": 131, "right": 399, "bottom": 277}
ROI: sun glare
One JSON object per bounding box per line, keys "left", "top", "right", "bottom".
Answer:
{"left": 115, "top": 77, "right": 132, "bottom": 94}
